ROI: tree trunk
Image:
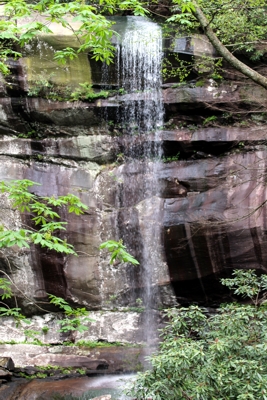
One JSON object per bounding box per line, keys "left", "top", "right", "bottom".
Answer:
{"left": 192, "top": 1, "right": 267, "bottom": 90}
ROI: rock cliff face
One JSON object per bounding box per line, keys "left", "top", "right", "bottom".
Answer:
{"left": 0, "top": 18, "right": 267, "bottom": 334}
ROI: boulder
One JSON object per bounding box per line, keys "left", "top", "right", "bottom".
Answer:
{"left": 0, "top": 358, "right": 14, "bottom": 371}
{"left": 0, "top": 368, "right": 12, "bottom": 378}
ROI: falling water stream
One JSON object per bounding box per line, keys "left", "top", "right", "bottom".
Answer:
{"left": 119, "top": 17, "right": 164, "bottom": 135}
{"left": 112, "top": 17, "right": 164, "bottom": 344}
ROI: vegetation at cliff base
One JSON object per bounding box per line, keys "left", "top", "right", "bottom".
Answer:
{"left": 128, "top": 269, "right": 267, "bottom": 399}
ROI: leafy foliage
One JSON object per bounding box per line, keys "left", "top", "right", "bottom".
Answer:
{"left": 162, "top": 0, "right": 267, "bottom": 85}
{"left": 162, "top": 54, "right": 192, "bottom": 81}
{"left": 100, "top": 239, "right": 139, "bottom": 265}
{"left": 27, "top": 73, "right": 111, "bottom": 103}
{"left": 70, "top": 82, "right": 109, "bottom": 101}
{"left": 170, "top": 0, "right": 267, "bottom": 58}
{"left": 0, "top": 277, "right": 12, "bottom": 299}
{"left": 0, "top": 0, "right": 149, "bottom": 74}
{"left": 48, "top": 294, "right": 93, "bottom": 333}
{"left": 0, "top": 306, "right": 30, "bottom": 322}
{"left": 24, "top": 328, "right": 42, "bottom": 344}
{"left": 0, "top": 179, "right": 89, "bottom": 329}
{"left": 0, "top": 278, "right": 92, "bottom": 333}
{"left": 221, "top": 269, "right": 267, "bottom": 305}
{"left": 0, "top": 179, "right": 88, "bottom": 255}
{"left": 128, "top": 269, "right": 267, "bottom": 400}
{"left": 0, "top": 277, "right": 30, "bottom": 322}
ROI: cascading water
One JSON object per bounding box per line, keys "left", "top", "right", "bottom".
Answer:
{"left": 119, "top": 17, "right": 164, "bottom": 137}
{"left": 107, "top": 17, "right": 165, "bottom": 343}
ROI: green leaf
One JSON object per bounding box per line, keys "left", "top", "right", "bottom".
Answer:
{"left": 53, "top": 48, "right": 78, "bottom": 65}
{"left": 100, "top": 239, "right": 139, "bottom": 265}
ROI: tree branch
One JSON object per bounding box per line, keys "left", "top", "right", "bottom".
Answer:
{"left": 192, "top": 1, "right": 267, "bottom": 90}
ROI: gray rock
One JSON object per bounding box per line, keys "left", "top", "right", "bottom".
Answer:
{"left": 0, "top": 357, "right": 14, "bottom": 371}
{"left": 0, "top": 368, "right": 12, "bottom": 378}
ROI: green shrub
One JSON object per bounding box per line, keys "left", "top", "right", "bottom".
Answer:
{"left": 128, "top": 270, "right": 267, "bottom": 399}
{"left": 70, "top": 83, "right": 109, "bottom": 102}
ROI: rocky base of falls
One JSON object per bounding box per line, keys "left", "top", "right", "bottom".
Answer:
{"left": 0, "top": 310, "right": 163, "bottom": 345}
{"left": 0, "top": 344, "right": 145, "bottom": 400}
{"left": 0, "top": 310, "right": 158, "bottom": 398}
{"left": 0, "top": 375, "right": 120, "bottom": 400}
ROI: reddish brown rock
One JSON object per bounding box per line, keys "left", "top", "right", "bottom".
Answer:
{"left": 0, "top": 35, "right": 267, "bottom": 315}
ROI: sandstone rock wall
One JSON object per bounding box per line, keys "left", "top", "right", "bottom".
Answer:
{"left": 0, "top": 20, "right": 266, "bottom": 334}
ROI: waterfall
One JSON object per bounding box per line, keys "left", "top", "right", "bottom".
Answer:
{"left": 104, "top": 17, "right": 164, "bottom": 343}
{"left": 102, "top": 16, "right": 164, "bottom": 342}
{"left": 120, "top": 17, "right": 164, "bottom": 137}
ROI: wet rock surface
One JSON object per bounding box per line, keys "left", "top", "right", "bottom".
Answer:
{"left": 0, "top": 20, "right": 266, "bottom": 325}
{"left": 1, "top": 80, "right": 267, "bottom": 310}
{"left": 0, "top": 343, "right": 144, "bottom": 371}
{"left": 0, "top": 345, "right": 143, "bottom": 400}
{"left": 2, "top": 137, "right": 266, "bottom": 312}
{"left": 0, "top": 311, "right": 147, "bottom": 345}
{"left": 0, "top": 375, "right": 121, "bottom": 400}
